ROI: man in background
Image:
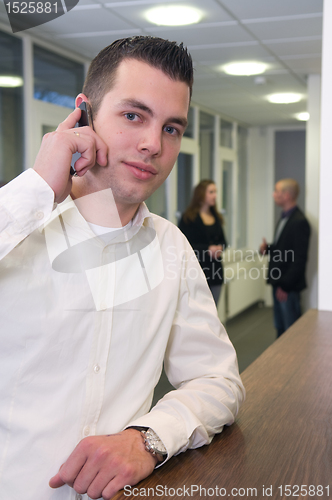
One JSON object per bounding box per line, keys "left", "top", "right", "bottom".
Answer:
{"left": 260, "top": 178, "right": 310, "bottom": 337}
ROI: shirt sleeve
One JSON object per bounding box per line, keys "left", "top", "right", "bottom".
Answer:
{"left": 0, "top": 169, "right": 55, "bottom": 260}
{"left": 126, "top": 237, "right": 245, "bottom": 462}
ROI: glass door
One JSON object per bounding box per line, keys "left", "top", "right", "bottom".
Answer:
{"left": 222, "top": 160, "right": 233, "bottom": 247}
{"left": 176, "top": 152, "right": 194, "bottom": 223}
{"left": 219, "top": 147, "right": 236, "bottom": 248}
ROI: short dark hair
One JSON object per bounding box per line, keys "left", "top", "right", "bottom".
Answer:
{"left": 82, "top": 36, "right": 194, "bottom": 116}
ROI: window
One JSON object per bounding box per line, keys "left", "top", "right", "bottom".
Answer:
{"left": 222, "top": 160, "right": 233, "bottom": 245}
{"left": 220, "top": 118, "right": 233, "bottom": 148}
{"left": 0, "top": 30, "right": 23, "bottom": 184}
{"left": 237, "top": 126, "right": 248, "bottom": 248}
{"left": 177, "top": 153, "right": 193, "bottom": 220}
{"left": 34, "top": 45, "right": 84, "bottom": 108}
{"left": 199, "top": 111, "right": 214, "bottom": 179}
{"left": 183, "top": 106, "right": 194, "bottom": 138}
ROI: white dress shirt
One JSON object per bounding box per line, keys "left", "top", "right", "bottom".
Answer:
{"left": 0, "top": 169, "right": 245, "bottom": 499}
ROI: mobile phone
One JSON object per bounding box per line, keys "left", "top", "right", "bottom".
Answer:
{"left": 77, "top": 101, "right": 93, "bottom": 128}
{"left": 70, "top": 101, "right": 93, "bottom": 176}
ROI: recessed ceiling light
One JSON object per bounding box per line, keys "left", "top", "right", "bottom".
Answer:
{"left": 267, "top": 93, "right": 303, "bottom": 104}
{"left": 0, "top": 75, "right": 23, "bottom": 87}
{"left": 222, "top": 61, "right": 268, "bottom": 76}
{"left": 295, "top": 112, "right": 309, "bottom": 121}
{"left": 145, "top": 5, "right": 203, "bottom": 26}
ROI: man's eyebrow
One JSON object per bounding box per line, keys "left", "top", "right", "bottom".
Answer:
{"left": 169, "top": 116, "right": 188, "bottom": 129}
{"left": 118, "top": 98, "right": 188, "bottom": 129}
{"left": 118, "top": 99, "right": 153, "bottom": 116}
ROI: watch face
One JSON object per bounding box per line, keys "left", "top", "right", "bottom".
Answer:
{"left": 143, "top": 429, "right": 167, "bottom": 455}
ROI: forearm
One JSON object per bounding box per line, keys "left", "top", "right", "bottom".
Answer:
{"left": 0, "top": 169, "right": 54, "bottom": 260}
{"left": 127, "top": 372, "right": 243, "bottom": 461}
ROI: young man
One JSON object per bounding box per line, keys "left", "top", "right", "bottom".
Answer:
{"left": 260, "top": 178, "right": 310, "bottom": 337}
{"left": 0, "top": 37, "right": 244, "bottom": 499}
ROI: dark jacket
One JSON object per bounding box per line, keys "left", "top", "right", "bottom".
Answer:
{"left": 178, "top": 213, "right": 227, "bottom": 286}
{"left": 267, "top": 207, "right": 310, "bottom": 292}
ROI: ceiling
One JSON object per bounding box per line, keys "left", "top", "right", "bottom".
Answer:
{"left": 0, "top": 0, "right": 323, "bottom": 126}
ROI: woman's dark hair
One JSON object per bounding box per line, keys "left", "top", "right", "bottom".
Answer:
{"left": 83, "top": 36, "right": 193, "bottom": 116}
{"left": 182, "top": 179, "right": 224, "bottom": 224}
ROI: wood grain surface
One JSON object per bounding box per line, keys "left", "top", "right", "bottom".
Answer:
{"left": 115, "top": 310, "right": 332, "bottom": 499}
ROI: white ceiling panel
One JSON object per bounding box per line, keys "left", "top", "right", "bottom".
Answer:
{"left": 147, "top": 23, "right": 254, "bottom": 47}
{"left": 279, "top": 56, "right": 321, "bottom": 74}
{"left": 247, "top": 16, "right": 322, "bottom": 40}
{"left": 219, "top": 0, "right": 323, "bottom": 20}
{"left": 189, "top": 44, "right": 272, "bottom": 64}
{"left": 263, "top": 38, "right": 322, "bottom": 57}
{"left": 36, "top": 8, "right": 133, "bottom": 36}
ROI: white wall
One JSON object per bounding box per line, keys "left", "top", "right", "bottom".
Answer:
{"left": 318, "top": 0, "right": 332, "bottom": 311}
{"left": 304, "top": 74, "right": 321, "bottom": 310}
{"left": 247, "top": 127, "right": 275, "bottom": 250}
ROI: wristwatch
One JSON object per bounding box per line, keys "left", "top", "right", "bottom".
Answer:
{"left": 141, "top": 428, "right": 167, "bottom": 462}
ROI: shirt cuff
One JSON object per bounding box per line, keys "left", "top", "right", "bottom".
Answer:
{"left": 124, "top": 408, "right": 191, "bottom": 467}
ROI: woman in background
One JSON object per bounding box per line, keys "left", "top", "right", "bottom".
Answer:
{"left": 179, "top": 179, "right": 227, "bottom": 306}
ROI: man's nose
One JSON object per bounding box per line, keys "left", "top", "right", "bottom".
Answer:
{"left": 138, "top": 128, "right": 162, "bottom": 157}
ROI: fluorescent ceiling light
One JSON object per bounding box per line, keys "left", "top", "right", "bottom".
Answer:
{"left": 0, "top": 75, "right": 23, "bottom": 87}
{"left": 222, "top": 61, "right": 268, "bottom": 76}
{"left": 295, "top": 112, "right": 309, "bottom": 121}
{"left": 145, "top": 5, "right": 203, "bottom": 26}
{"left": 267, "top": 93, "right": 303, "bottom": 104}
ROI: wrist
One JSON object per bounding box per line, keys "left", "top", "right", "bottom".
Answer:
{"left": 141, "top": 429, "right": 166, "bottom": 463}
{"left": 126, "top": 426, "right": 167, "bottom": 463}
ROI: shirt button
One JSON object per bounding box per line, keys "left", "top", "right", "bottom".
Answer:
{"left": 76, "top": 495, "right": 83, "bottom": 500}
{"left": 100, "top": 303, "right": 107, "bottom": 310}
{"left": 94, "top": 364, "right": 100, "bottom": 373}
{"left": 35, "top": 211, "right": 44, "bottom": 220}
{"left": 83, "top": 426, "right": 90, "bottom": 437}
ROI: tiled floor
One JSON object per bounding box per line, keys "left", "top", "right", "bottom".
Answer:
{"left": 152, "top": 302, "right": 276, "bottom": 404}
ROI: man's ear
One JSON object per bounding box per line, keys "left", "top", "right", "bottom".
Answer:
{"left": 75, "top": 93, "right": 89, "bottom": 108}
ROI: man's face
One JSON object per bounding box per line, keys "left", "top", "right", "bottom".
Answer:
{"left": 273, "top": 181, "right": 287, "bottom": 207}
{"left": 90, "top": 58, "right": 190, "bottom": 212}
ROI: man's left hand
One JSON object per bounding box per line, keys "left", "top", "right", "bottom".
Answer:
{"left": 49, "top": 429, "right": 158, "bottom": 499}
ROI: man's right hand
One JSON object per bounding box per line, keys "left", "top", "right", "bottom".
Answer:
{"left": 33, "top": 107, "right": 108, "bottom": 203}
{"left": 49, "top": 430, "right": 158, "bottom": 500}
{"left": 259, "top": 238, "right": 268, "bottom": 255}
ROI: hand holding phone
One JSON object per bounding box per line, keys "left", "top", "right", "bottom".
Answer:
{"left": 70, "top": 101, "right": 93, "bottom": 176}
{"left": 33, "top": 103, "right": 107, "bottom": 204}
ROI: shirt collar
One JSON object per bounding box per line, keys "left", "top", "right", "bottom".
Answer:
{"left": 42, "top": 197, "right": 156, "bottom": 274}
{"left": 45, "top": 197, "right": 152, "bottom": 232}
{"left": 131, "top": 202, "right": 152, "bottom": 228}
{"left": 281, "top": 206, "right": 297, "bottom": 219}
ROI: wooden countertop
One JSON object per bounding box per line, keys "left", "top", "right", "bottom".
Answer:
{"left": 116, "top": 310, "right": 332, "bottom": 499}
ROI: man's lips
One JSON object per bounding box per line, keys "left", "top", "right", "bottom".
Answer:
{"left": 124, "top": 161, "right": 158, "bottom": 179}
{"left": 126, "top": 162, "right": 157, "bottom": 175}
